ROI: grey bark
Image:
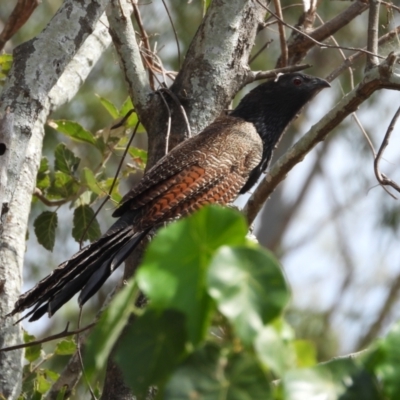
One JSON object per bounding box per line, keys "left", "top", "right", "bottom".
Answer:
{"left": 0, "top": 2, "right": 111, "bottom": 398}
{"left": 100, "top": 0, "right": 268, "bottom": 398}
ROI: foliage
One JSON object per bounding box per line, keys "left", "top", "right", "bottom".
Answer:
{"left": 78, "top": 206, "right": 400, "bottom": 400}
{"left": 33, "top": 97, "right": 147, "bottom": 251}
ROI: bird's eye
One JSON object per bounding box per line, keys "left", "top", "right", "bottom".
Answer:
{"left": 292, "top": 77, "right": 303, "bottom": 86}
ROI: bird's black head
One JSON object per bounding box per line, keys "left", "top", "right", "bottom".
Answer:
{"left": 232, "top": 72, "right": 330, "bottom": 136}
{"left": 232, "top": 72, "right": 330, "bottom": 193}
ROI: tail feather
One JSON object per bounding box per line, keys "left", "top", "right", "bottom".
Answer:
{"left": 10, "top": 211, "right": 149, "bottom": 321}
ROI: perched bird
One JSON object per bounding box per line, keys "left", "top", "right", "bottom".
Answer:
{"left": 11, "top": 72, "right": 329, "bottom": 321}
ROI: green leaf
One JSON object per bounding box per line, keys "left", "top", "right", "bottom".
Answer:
{"left": 115, "top": 309, "right": 187, "bottom": 398}
{"left": 0, "top": 54, "right": 12, "bottom": 81}
{"left": 96, "top": 95, "right": 119, "bottom": 119}
{"left": 137, "top": 206, "right": 248, "bottom": 345}
{"left": 164, "top": 343, "right": 272, "bottom": 400}
{"left": 81, "top": 167, "right": 102, "bottom": 195}
{"left": 119, "top": 97, "right": 142, "bottom": 128}
{"left": 128, "top": 146, "right": 147, "bottom": 169}
{"left": 255, "top": 321, "right": 296, "bottom": 376}
{"left": 283, "top": 359, "right": 380, "bottom": 400}
{"left": 36, "top": 373, "right": 51, "bottom": 394}
{"left": 84, "top": 279, "right": 139, "bottom": 381}
{"left": 24, "top": 331, "right": 42, "bottom": 363}
{"left": 366, "top": 321, "right": 400, "bottom": 398}
{"left": 44, "top": 369, "right": 59, "bottom": 382}
{"left": 34, "top": 211, "right": 58, "bottom": 251}
{"left": 294, "top": 340, "right": 317, "bottom": 368}
{"left": 54, "top": 143, "right": 80, "bottom": 176}
{"left": 208, "top": 246, "right": 289, "bottom": 345}
{"left": 55, "top": 338, "right": 76, "bottom": 355}
{"left": 47, "top": 171, "right": 79, "bottom": 199}
{"left": 72, "top": 205, "right": 101, "bottom": 243}
{"left": 51, "top": 120, "right": 97, "bottom": 146}
{"left": 36, "top": 157, "right": 50, "bottom": 191}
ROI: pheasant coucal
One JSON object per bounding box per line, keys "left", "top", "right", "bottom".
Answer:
{"left": 10, "top": 72, "right": 330, "bottom": 321}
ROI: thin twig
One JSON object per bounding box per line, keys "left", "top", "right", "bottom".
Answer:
{"left": 255, "top": 0, "right": 384, "bottom": 60}
{"left": 159, "top": 87, "right": 192, "bottom": 138}
{"left": 373, "top": 106, "right": 400, "bottom": 196}
{"left": 133, "top": 2, "right": 155, "bottom": 90}
{"left": 273, "top": 0, "right": 288, "bottom": 66}
{"left": 77, "top": 308, "right": 97, "bottom": 400}
{"left": 33, "top": 188, "right": 70, "bottom": 207}
{"left": 79, "top": 118, "right": 141, "bottom": 248}
{"left": 161, "top": 0, "right": 181, "bottom": 68}
{"left": 366, "top": 0, "right": 381, "bottom": 70}
{"left": 244, "top": 64, "right": 311, "bottom": 86}
{"left": 327, "top": 25, "right": 400, "bottom": 82}
{"left": 0, "top": 322, "right": 95, "bottom": 353}
{"left": 249, "top": 39, "right": 273, "bottom": 64}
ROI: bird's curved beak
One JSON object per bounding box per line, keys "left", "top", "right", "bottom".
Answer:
{"left": 312, "top": 77, "right": 331, "bottom": 89}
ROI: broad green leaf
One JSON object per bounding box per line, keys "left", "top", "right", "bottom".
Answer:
{"left": 137, "top": 206, "right": 248, "bottom": 344}
{"left": 44, "top": 369, "right": 59, "bottom": 382}
{"left": 36, "top": 157, "right": 50, "bottom": 191}
{"left": 283, "top": 359, "right": 380, "bottom": 400}
{"left": 115, "top": 309, "right": 187, "bottom": 397}
{"left": 47, "top": 171, "right": 79, "bottom": 199}
{"left": 294, "top": 340, "right": 317, "bottom": 368}
{"left": 34, "top": 211, "right": 58, "bottom": 251}
{"left": 24, "top": 331, "right": 41, "bottom": 363}
{"left": 36, "top": 373, "right": 51, "bottom": 394}
{"left": 365, "top": 321, "right": 400, "bottom": 398}
{"left": 55, "top": 338, "right": 76, "bottom": 355}
{"left": 128, "top": 146, "right": 147, "bottom": 169}
{"left": 51, "top": 120, "right": 96, "bottom": 146}
{"left": 54, "top": 143, "right": 80, "bottom": 176}
{"left": 96, "top": 95, "right": 119, "bottom": 119}
{"left": 81, "top": 167, "right": 102, "bottom": 195}
{"left": 84, "top": 279, "right": 139, "bottom": 381}
{"left": 164, "top": 343, "right": 272, "bottom": 400}
{"left": 72, "top": 205, "right": 101, "bottom": 243}
{"left": 208, "top": 246, "right": 289, "bottom": 345}
{"left": 119, "top": 97, "right": 142, "bottom": 128}
{"left": 0, "top": 54, "right": 12, "bottom": 81}
{"left": 255, "top": 322, "right": 296, "bottom": 376}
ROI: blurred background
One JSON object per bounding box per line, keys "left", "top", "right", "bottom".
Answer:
{"left": 1, "top": 0, "right": 400, "bottom": 367}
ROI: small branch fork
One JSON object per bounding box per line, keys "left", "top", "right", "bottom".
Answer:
{"left": 373, "top": 106, "right": 400, "bottom": 197}
{"left": 0, "top": 322, "right": 95, "bottom": 353}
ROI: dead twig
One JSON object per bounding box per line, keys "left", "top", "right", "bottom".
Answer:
{"left": 373, "top": 106, "right": 400, "bottom": 197}
{"left": 273, "top": 0, "right": 288, "bottom": 66}
{"left": 0, "top": 0, "right": 40, "bottom": 51}
{"left": 0, "top": 322, "right": 95, "bottom": 353}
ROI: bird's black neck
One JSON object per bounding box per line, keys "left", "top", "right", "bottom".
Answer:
{"left": 231, "top": 92, "right": 303, "bottom": 168}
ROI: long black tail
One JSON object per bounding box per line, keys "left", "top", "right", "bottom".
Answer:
{"left": 11, "top": 211, "right": 149, "bottom": 322}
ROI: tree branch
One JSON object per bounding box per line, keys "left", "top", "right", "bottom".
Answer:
{"left": 0, "top": 8, "right": 112, "bottom": 399}
{"left": 244, "top": 53, "right": 400, "bottom": 224}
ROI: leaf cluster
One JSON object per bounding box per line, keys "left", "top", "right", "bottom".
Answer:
{"left": 79, "top": 206, "right": 400, "bottom": 400}
{"left": 33, "top": 96, "right": 147, "bottom": 251}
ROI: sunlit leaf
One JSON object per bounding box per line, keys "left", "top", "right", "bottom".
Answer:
{"left": 55, "top": 338, "right": 76, "bottom": 356}
{"left": 85, "top": 279, "right": 139, "bottom": 381}
{"left": 50, "top": 120, "right": 97, "bottom": 146}
{"left": 96, "top": 94, "right": 119, "bottom": 119}
{"left": 137, "top": 206, "right": 247, "bottom": 345}
{"left": 208, "top": 246, "right": 289, "bottom": 345}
